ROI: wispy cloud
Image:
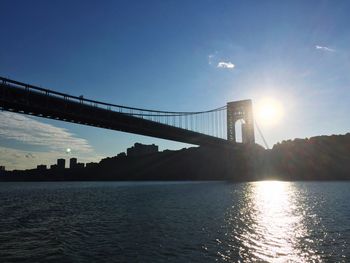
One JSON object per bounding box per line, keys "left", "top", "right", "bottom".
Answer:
{"left": 315, "top": 45, "right": 335, "bottom": 52}
{"left": 0, "top": 146, "right": 103, "bottom": 170}
{"left": 217, "top": 61, "right": 235, "bottom": 69}
{"left": 208, "top": 54, "right": 214, "bottom": 65}
{"left": 0, "top": 112, "right": 93, "bottom": 153}
{"left": 208, "top": 51, "right": 218, "bottom": 65}
{"left": 0, "top": 112, "right": 106, "bottom": 170}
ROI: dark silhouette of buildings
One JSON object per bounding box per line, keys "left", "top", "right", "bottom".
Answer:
{"left": 57, "top": 159, "right": 65, "bottom": 169}
{"left": 1, "top": 134, "right": 350, "bottom": 182}
{"left": 86, "top": 162, "right": 98, "bottom": 168}
{"left": 70, "top": 158, "right": 77, "bottom": 169}
{"left": 37, "top": 165, "right": 47, "bottom": 170}
{"left": 75, "top": 163, "right": 85, "bottom": 169}
{"left": 127, "top": 143, "right": 158, "bottom": 157}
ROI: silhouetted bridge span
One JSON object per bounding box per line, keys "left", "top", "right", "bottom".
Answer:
{"left": 0, "top": 76, "right": 255, "bottom": 147}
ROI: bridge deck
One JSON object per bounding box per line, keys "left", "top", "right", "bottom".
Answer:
{"left": 0, "top": 77, "right": 233, "bottom": 147}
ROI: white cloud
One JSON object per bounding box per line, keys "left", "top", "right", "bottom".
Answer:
{"left": 0, "top": 112, "right": 93, "bottom": 153}
{"left": 217, "top": 61, "right": 235, "bottom": 69}
{"left": 315, "top": 45, "right": 335, "bottom": 52}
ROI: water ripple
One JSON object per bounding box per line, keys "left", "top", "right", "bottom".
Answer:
{"left": 0, "top": 181, "right": 349, "bottom": 262}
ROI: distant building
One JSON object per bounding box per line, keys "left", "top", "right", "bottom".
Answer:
{"left": 86, "top": 162, "right": 98, "bottom": 168}
{"left": 70, "top": 158, "right": 77, "bottom": 169}
{"left": 37, "top": 165, "right": 47, "bottom": 170}
{"left": 75, "top": 163, "right": 85, "bottom": 169}
{"left": 127, "top": 143, "right": 158, "bottom": 157}
{"left": 57, "top": 159, "right": 65, "bottom": 169}
{"left": 50, "top": 164, "right": 58, "bottom": 170}
{"left": 0, "top": 166, "right": 5, "bottom": 174}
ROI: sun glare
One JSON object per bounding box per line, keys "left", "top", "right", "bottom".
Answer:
{"left": 256, "top": 97, "right": 283, "bottom": 126}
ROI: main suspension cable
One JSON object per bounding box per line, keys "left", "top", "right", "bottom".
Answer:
{"left": 254, "top": 120, "right": 269, "bottom": 149}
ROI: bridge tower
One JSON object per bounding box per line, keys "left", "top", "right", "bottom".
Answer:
{"left": 227, "top": 99, "right": 255, "bottom": 144}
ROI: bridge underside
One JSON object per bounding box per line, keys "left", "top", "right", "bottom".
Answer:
{"left": 0, "top": 82, "right": 232, "bottom": 148}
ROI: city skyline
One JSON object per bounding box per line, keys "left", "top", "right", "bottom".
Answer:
{"left": 1, "top": 0, "right": 350, "bottom": 169}
{"left": 0, "top": 142, "right": 160, "bottom": 171}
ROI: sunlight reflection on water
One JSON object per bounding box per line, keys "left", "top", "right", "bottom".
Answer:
{"left": 221, "top": 181, "right": 322, "bottom": 262}
{"left": 0, "top": 181, "right": 348, "bottom": 262}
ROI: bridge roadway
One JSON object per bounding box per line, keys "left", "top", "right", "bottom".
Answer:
{"left": 0, "top": 77, "right": 232, "bottom": 147}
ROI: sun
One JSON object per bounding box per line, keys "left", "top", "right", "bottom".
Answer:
{"left": 256, "top": 97, "right": 283, "bottom": 126}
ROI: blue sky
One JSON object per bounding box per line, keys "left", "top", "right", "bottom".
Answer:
{"left": 1, "top": 0, "right": 350, "bottom": 169}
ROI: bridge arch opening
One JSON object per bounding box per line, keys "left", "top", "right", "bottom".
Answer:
{"left": 234, "top": 119, "right": 245, "bottom": 143}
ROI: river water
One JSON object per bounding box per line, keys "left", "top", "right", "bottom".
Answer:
{"left": 0, "top": 181, "right": 349, "bottom": 262}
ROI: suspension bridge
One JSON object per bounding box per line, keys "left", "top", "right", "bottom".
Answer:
{"left": 0, "top": 76, "right": 262, "bottom": 148}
